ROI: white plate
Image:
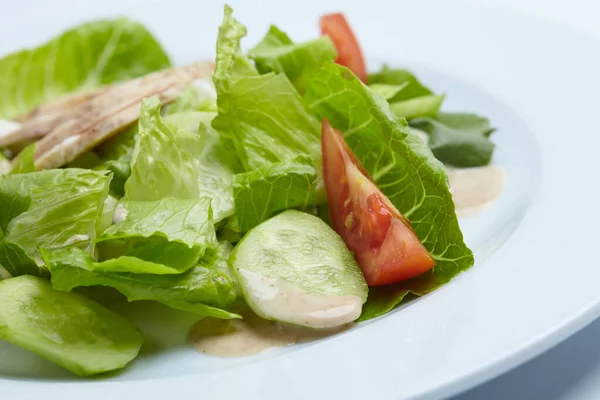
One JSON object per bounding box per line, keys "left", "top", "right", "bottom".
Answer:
{"left": 1, "top": 0, "right": 599, "bottom": 399}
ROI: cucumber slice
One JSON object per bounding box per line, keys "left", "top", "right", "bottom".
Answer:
{"left": 0, "top": 275, "right": 143, "bottom": 376}
{"left": 231, "top": 210, "right": 368, "bottom": 328}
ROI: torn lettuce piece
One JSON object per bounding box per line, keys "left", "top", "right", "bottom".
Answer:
{"left": 125, "top": 98, "right": 203, "bottom": 201}
{"left": 233, "top": 156, "right": 317, "bottom": 232}
{"left": 368, "top": 66, "right": 433, "bottom": 102}
{"left": 165, "top": 111, "right": 240, "bottom": 223}
{"left": 9, "top": 143, "right": 36, "bottom": 174}
{"left": 0, "top": 275, "right": 143, "bottom": 376}
{"left": 0, "top": 18, "right": 170, "bottom": 119}
{"left": 410, "top": 113, "right": 496, "bottom": 167}
{"left": 43, "top": 244, "right": 239, "bottom": 319}
{"left": 231, "top": 210, "right": 367, "bottom": 328}
{"left": 305, "top": 63, "right": 474, "bottom": 320}
{"left": 249, "top": 25, "right": 337, "bottom": 93}
{"left": 389, "top": 94, "right": 445, "bottom": 119}
{"left": 212, "top": 6, "right": 321, "bottom": 172}
{"left": 165, "top": 78, "right": 218, "bottom": 114}
{"left": 94, "top": 125, "right": 138, "bottom": 197}
{"left": 98, "top": 195, "right": 119, "bottom": 235}
{"left": 369, "top": 83, "right": 409, "bottom": 101}
{"left": 0, "top": 169, "right": 110, "bottom": 277}
{"left": 96, "top": 197, "right": 217, "bottom": 273}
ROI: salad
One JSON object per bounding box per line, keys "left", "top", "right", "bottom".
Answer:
{"left": 0, "top": 5, "right": 500, "bottom": 376}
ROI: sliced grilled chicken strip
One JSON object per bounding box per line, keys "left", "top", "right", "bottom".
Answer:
{"left": 32, "top": 62, "right": 214, "bottom": 169}
{"left": 34, "top": 83, "right": 188, "bottom": 170}
{"left": 15, "top": 88, "right": 107, "bottom": 123}
{"left": 2, "top": 62, "right": 213, "bottom": 150}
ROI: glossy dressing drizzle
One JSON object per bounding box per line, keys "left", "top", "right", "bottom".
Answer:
{"left": 411, "top": 127, "right": 505, "bottom": 215}
{"left": 189, "top": 310, "right": 350, "bottom": 357}
{"left": 447, "top": 165, "right": 505, "bottom": 216}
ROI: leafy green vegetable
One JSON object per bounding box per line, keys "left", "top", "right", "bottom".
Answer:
{"left": 305, "top": 63, "right": 474, "bottom": 320}
{"left": 165, "top": 78, "right": 218, "bottom": 115}
{"left": 94, "top": 126, "right": 138, "bottom": 197}
{"left": 96, "top": 197, "right": 217, "bottom": 273}
{"left": 165, "top": 111, "right": 240, "bottom": 223}
{"left": 212, "top": 6, "right": 321, "bottom": 171}
{"left": 368, "top": 66, "right": 433, "bottom": 102}
{"left": 43, "top": 244, "right": 239, "bottom": 319}
{"left": 233, "top": 156, "right": 317, "bottom": 232}
{"left": 125, "top": 98, "right": 203, "bottom": 201}
{"left": 369, "top": 83, "right": 409, "bottom": 101}
{"left": 0, "top": 158, "right": 10, "bottom": 177}
{"left": 9, "top": 143, "right": 36, "bottom": 174}
{"left": 212, "top": 6, "right": 322, "bottom": 230}
{"left": 0, "top": 275, "right": 143, "bottom": 376}
{"left": 231, "top": 210, "right": 367, "bottom": 327}
{"left": 389, "top": 94, "right": 445, "bottom": 119}
{"left": 410, "top": 113, "right": 496, "bottom": 167}
{"left": 0, "top": 169, "right": 110, "bottom": 277}
{"left": 249, "top": 25, "right": 337, "bottom": 93}
{"left": 0, "top": 19, "right": 170, "bottom": 119}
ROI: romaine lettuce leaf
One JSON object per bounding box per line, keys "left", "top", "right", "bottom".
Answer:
{"left": 249, "top": 25, "right": 337, "bottom": 93}
{"left": 212, "top": 6, "right": 321, "bottom": 171}
{"left": 96, "top": 197, "right": 217, "bottom": 273}
{"left": 0, "top": 275, "right": 143, "bottom": 376}
{"left": 211, "top": 6, "right": 322, "bottom": 230}
{"left": 125, "top": 98, "right": 203, "bottom": 201}
{"left": 165, "top": 111, "right": 240, "bottom": 223}
{"left": 410, "top": 112, "right": 496, "bottom": 167}
{"left": 94, "top": 126, "right": 138, "bottom": 197}
{"left": 369, "top": 83, "right": 409, "bottom": 101}
{"left": 42, "top": 243, "right": 239, "bottom": 319}
{"left": 233, "top": 156, "right": 317, "bottom": 232}
{"left": 389, "top": 94, "right": 445, "bottom": 119}
{"left": 0, "top": 19, "right": 170, "bottom": 119}
{"left": 0, "top": 169, "right": 111, "bottom": 277}
{"left": 368, "top": 66, "right": 433, "bottom": 102}
{"left": 9, "top": 143, "right": 36, "bottom": 174}
{"left": 305, "top": 63, "right": 474, "bottom": 320}
{"left": 165, "top": 78, "right": 218, "bottom": 115}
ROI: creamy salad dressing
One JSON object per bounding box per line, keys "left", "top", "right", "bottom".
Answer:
{"left": 189, "top": 309, "right": 351, "bottom": 357}
{"left": 238, "top": 268, "right": 363, "bottom": 329}
{"left": 447, "top": 165, "right": 505, "bottom": 216}
{"left": 410, "top": 127, "right": 505, "bottom": 214}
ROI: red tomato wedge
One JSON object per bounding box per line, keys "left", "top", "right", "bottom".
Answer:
{"left": 321, "top": 119, "right": 436, "bottom": 286}
{"left": 319, "top": 13, "right": 368, "bottom": 83}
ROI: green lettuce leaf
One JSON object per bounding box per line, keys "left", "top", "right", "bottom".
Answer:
{"left": 389, "top": 94, "right": 445, "bottom": 119}
{"left": 165, "top": 111, "right": 240, "bottom": 223}
{"left": 0, "top": 169, "right": 110, "bottom": 277}
{"left": 305, "top": 63, "right": 474, "bottom": 320}
{"left": 96, "top": 197, "right": 217, "bottom": 273}
{"left": 248, "top": 25, "right": 337, "bottom": 93}
{"left": 233, "top": 156, "right": 317, "bottom": 232}
{"left": 9, "top": 143, "right": 36, "bottom": 174}
{"left": 42, "top": 244, "right": 239, "bottom": 319}
{"left": 369, "top": 83, "right": 409, "bottom": 101}
{"left": 94, "top": 125, "right": 138, "bottom": 197}
{"left": 410, "top": 112, "right": 495, "bottom": 167}
{"left": 212, "top": 6, "right": 321, "bottom": 171}
{"left": 212, "top": 6, "right": 321, "bottom": 230}
{"left": 165, "top": 78, "right": 217, "bottom": 115}
{"left": 0, "top": 18, "right": 170, "bottom": 119}
{"left": 368, "top": 66, "right": 433, "bottom": 102}
{"left": 125, "top": 98, "right": 203, "bottom": 201}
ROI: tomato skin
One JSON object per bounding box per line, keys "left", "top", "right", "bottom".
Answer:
{"left": 322, "top": 119, "right": 436, "bottom": 286}
{"left": 319, "top": 13, "right": 368, "bottom": 83}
